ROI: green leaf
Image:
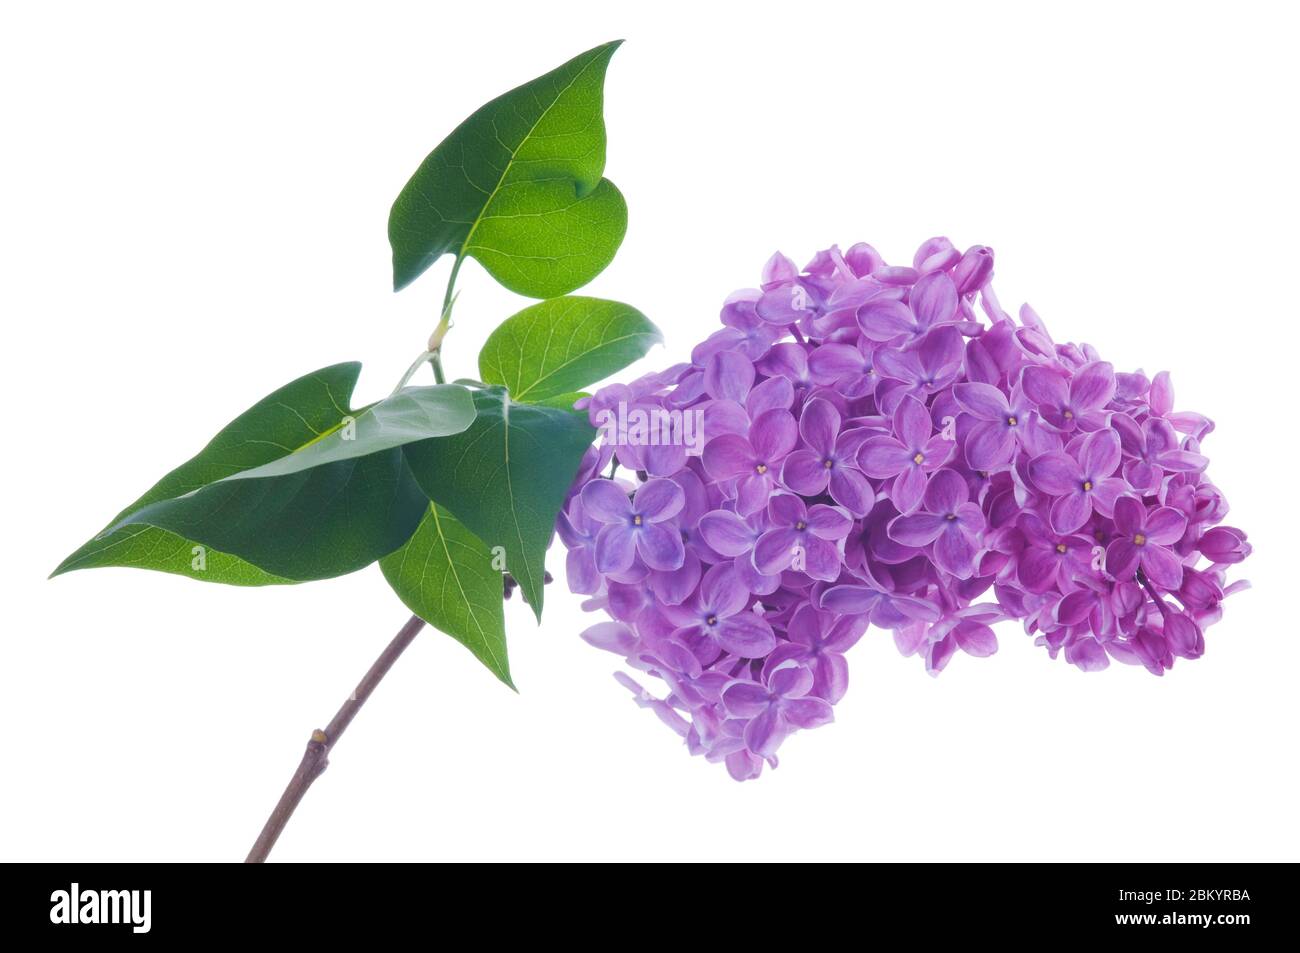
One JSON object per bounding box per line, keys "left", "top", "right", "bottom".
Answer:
{"left": 478, "top": 296, "right": 661, "bottom": 402}
{"left": 213, "top": 384, "right": 475, "bottom": 481}
{"left": 402, "top": 386, "right": 596, "bottom": 619}
{"left": 380, "top": 504, "right": 512, "bottom": 689}
{"left": 389, "top": 40, "right": 626, "bottom": 298}
{"left": 532, "top": 391, "right": 589, "bottom": 412}
{"left": 53, "top": 364, "right": 470, "bottom": 584}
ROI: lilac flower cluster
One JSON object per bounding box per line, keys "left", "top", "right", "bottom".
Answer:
{"left": 558, "top": 239, "right": 1251, "bottom": 780}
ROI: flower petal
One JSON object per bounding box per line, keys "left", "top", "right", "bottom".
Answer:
{"left": 769, "top": 662, "right": 813, "bottom": 698}
{"left": 1140, "top": 544, "right": 1185, "bottom": 590}
{"left": 782, "top": 696, "right": 834, "bottom": 730}
{"left": 888, "top": 512, "right": 947, "bottom": 546}
{"left": 716, "top": 613, "right": 777, "bottom": 658}
{"left": 700, "top": 562, "right": 749, "bottom": 617}
{"left": 857, "top": 298, "right": 916, "bottom": 341}
{"left": 910, "top": 271, "right": 958, "bottom": 328}
{"left": 702, "top": 433, "right": 755, "bottom": 480}
{"left": 953, "top": 381, "right": 1009, "bottom": 420}
{"left": 797, "top": 537, "right": 840, "bottom": 580}
{"left": 1070, "top": 361, "right": 1116, "bottom": 412}
{"left": 1022, "top": 365, "right": 1068, "bottom": 407}
{"left": 923, "top": 467, "right": 969, "bottom": 513}
{"left": 722, "top": 681, "right": 771, "bottom": 718}
{"left": 1027, "top": 451, "right": 1081, "bottom": 496}
{"left": 634, "top": 478, "right": 685, "bottom": 522}
{"left": 594, "top": 523, "right": 636, "bottom": 574}
{"left": 808, "top": 343, "right": 866, "bottom": 382}
{"left": 1049, "top": 491, "right": 1092, "bottom": 534}
{"left": 636, "top": 522, "right": 685, "bottom": 571}
{"left": 698, "top": 510, "right": 754, "bottom": 557}
{"left": 1145, "top": 506, "right": 1188, "bottom": 545}
{"left": 806, "top": 504, "right": 854, "bottom": 539}
{"left": 933, "top": 526, "right": 978, "bottom": 578}
{"left": 894, "top": 394, "right": 933, "bottom": 449}
{"left": 1105, "top": 537, "right": 1141, "bottom": 580}
{"left": 581, "top": 479, "right": 633, "bottom": 523}
{"left": 746, "top": 375, "right": 794, "bottom": 416}
{"left": 964, "top": 419, "right": 1016, "bottom": 471}
{"left": 1112, "top": 495, "right": 1145, "bottom": 538}
{"left": 750, "top": 408, "right": 799, "bottom": 461}
{"left": 743, "top": 705, "right": 785, "bottom": 759}
{"left": 753, "top": 527, "right": 799, "bottom": 574}
{"left": 780, "top": 449, "right": 830, "bottom": 496}
{"left": 704, "top": 350, "right": 755, "bottom": 402}
{"left": 1080, "top": 428, "right": 1121, "bottom": 479}
{"left": 799, "top": 397, "right": 840, "bottom": 455}
{"left": 857, "top": 436, "right": 911, "bottom": 477}
{"left": 1017, "top": 547, "right": 1059, "bottom": 592}
{"left": 828, "top": 466, "right": 876, "bottom": 517}
{"left": 819, "top": 585, "right": 881, "bottom": 614}
{"left": 892, "top": 466, "right": 928, "bottom": 514}
{"left": 954, "top": 620, "right": 998, "bottom": 657}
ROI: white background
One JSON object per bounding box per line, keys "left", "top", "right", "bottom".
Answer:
{"left": 3, "top": 0, "right": 1297, "bottom": 862}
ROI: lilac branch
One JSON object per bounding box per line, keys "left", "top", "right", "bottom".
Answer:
{"left": 244, "top": 613, "right": 426, "bottom": 863}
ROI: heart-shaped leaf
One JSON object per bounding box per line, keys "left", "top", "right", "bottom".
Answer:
{"left": 54, "top": 364, "right": 475, "bottom": 584}
{"left": 380, "top": 504, "right": 512, "bottom": 688}
{"left": 478, "top": 296, "right": 661, "bottom": 402}
{"left": 401, "top": 386, "right": 595, "bottom": 619}
{"left": 389, "top": 41, "right": 626, "bottom": 298}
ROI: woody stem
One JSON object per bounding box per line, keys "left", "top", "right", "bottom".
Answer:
{"left": 245, "top": 613, "right": 426, "bottom": 862}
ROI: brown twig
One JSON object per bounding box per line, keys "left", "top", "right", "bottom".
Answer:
{"left": 244, "top": 613, "right": 426, "bottom": 863}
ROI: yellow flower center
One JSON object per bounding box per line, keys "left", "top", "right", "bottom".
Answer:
{"left": 1056, "top": 543, "right": 1067, "bottom": 554}
{"left": 795, "top": 520, "right": 807, "bottom": 531}
{"left": 1063, "top": 409, "right": 1074, "bottom": 419}
{"left": 706, "top": 615, "right": 718, "bottom": 626}
{"left": 1134, "top": 533, "right": 1146, "bottom": 546}
{"left": 1007, "top": 415, "right": 1017, "bottom": 426}
{"left": 633, "top": 515, "right": 643, "bottom": 526}
{"left": 913, "top": 452, "right": 924, "bottom": 465}
{"left": 1082, "top": 480, "right": 1093, "bottom": 492}
{"left": 755, "top": 463, "right": 768, "bottom": 474}
{"left": 823, "top": 459, "right": 834, "bottom": 468}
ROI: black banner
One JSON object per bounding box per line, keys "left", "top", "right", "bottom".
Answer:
{"left": 4, "top": 863, "right": 1290, "bottom": 943}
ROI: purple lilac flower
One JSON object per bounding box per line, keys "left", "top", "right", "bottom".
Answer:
{"left": 762, "top": 604, "right": 867, "bottom": 704}
{"left": 721, "top": 662, "right": 833, "bottom": 759}
{"left": 580, "top": 478, "right": 685, "bottom": 573}
{"left": 1105, "top": 495, "right": 1188, "bottom": 590}
{"left": 663, "top": 563, "right": 776, "bottom": 660}
{"left": 697, "top": 508, "right": 781, "bottom": 595}
{"left": 1026, "top": 429, "right": 1127, "bottom": 534}
{"left": 559, "top": 238, "right": 1251, "bottom": 780}
{"left": 808, "top": 337, "right": 877, "bottom": 398}
{"left": 1021, "top": 361, "right": 1115, "bottom": 432}
{"left": 952, "top": 381, "right": 1033, "bottom": 471}
{"left": 780, "top": 398, "right": 876, "bottom": 516}
{"left": 857, "top": 394, "right": 955, "bottom": 514}
{"left": 1013, "top": 512, "right": 1094, "bottom": 593}
{"left": 753, "top": 494, "right": 852, "bottom": 581}
{"left": 702, "top": 408, "right": 797, "bottom": 515}
{"left": 887, "top": 469, "right": 986, "bottom": 579}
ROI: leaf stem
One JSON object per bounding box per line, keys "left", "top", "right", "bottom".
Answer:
{"left": 244, "top": 613, "right": 426, "bottom": 863}
{"left": 427, "top": 257, "right": 464, "bottom": 385}
{"left": 392, "top": 349, "right": 436, "bottom": 395}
